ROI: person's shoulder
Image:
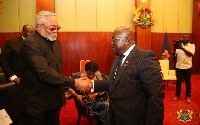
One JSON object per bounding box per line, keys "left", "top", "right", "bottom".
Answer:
{"left": 189, "top": 43, "right": 195, "bottom": 47}
{"left": 23, "top": 32, "right": 42, "bottom": 45}
{"left": 139, "top": 48, "right": 155, "bottom": 55}
{"left": 5, "top": 36, "right": 21, "bottom": 43}
{"left": 96, "top": 71, "right": 109, "bottom": 80}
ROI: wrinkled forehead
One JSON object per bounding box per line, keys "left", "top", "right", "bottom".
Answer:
{"left": 43, "top": 17, "right": 58, "bottom": 26}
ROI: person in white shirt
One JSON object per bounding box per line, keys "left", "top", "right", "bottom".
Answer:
{"left": 172, "top": 35, "right": 195, "bottom": 104}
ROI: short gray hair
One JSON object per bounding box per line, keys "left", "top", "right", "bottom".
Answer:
{"left": 35, "top": 11, "right": 56, "bottom": 26}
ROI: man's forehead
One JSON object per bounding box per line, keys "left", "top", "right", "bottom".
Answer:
{"left": 44, "top": 17, "right": 58, "bottom": 25}
{"left": 112, "top": 31, "right": 126, "bottom": 37}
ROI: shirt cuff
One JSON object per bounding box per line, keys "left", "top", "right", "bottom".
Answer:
{"left": 9, "top": 75, "right": 17, "bottom": 81}
{"left": 91, "top": 80, "right": 94, "bottom": 92}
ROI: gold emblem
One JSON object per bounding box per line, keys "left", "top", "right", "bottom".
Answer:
{"left": 177, "top": 109, "right": 193, "bottom": 122}
{"left": 0, "top": 0, "right": 5, "bottom": 14}
{"left": 161, "top": 50, "right": 170, "bottom": 60}
{"left": 133, "top": 5, "right": 157, "bottom": 28}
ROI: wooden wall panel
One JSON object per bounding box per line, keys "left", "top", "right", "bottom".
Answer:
{"left": 36, "top": 0, "right": 54, "bottom": 13}
{"left": 135, "top": 0, "right": 152, "bottom": 50}
{"left": 0, "top": 33, "right": 21, "bottom": 48}
{"left": 57, "top": 32, "right": 115, "bottom": 76}
{"left": 192, "top": 0, "right": 200, "bottom": 74}
{"left": 136, "top": 26, "right": 151, "bottom": 50}
{"left": 0, "top": 32, "right": 199, "bottom": 76}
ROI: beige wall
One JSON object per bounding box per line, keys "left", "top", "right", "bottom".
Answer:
{"left": 55, "top": 0, "right": 135, "bottom": 32}
{"left": 0, "top": 0, "right": 36, "bottom": 32}
{"left": 0, "top": 0, "right": 193, "bottom": 33}
{"left": 151, "top": 0, "right": 193, "bottom": 33}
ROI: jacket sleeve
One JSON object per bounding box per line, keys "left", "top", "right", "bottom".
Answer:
{"left": 20, "top": 38, "right": 75, "bottom": 88}
{"left": 139, "top": 50, "right": 165, "bottom": 125}
{"left": 0, "top": 40, "right": 15, "bottom": 79}
{"left": 94, "top": 80, "right": 109, "bottom": 92}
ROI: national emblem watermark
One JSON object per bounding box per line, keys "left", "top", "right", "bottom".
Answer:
{"left": 170, "top": 101, "right": 200, "bottom": 125}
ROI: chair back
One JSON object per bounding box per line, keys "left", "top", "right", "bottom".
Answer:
{"left": 80, "top": 60, "right": 90, "bottom": 72}
{"left": 159, "top": 60, "right": 169, "bottom": 75}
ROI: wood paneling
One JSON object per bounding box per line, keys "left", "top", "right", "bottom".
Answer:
{"left": 36, "top": 0, "right": 54, "bottom": 13}
{"left": 0, "top": 33, "right": 21, "bottom": 48}
{"left": 135, "top": 0, "right": 152, "bottom": 50}
{"left": 57, "top": 32, "right": 115, "bottom": 76}
{"left": 192, "top": 0, "right": 200, "bottom": 74}
{"left": 0, "top": 32, "right": 199, "bottom": 76}
{"left": 136, "top": 26, "right": 151, "bottom": 50}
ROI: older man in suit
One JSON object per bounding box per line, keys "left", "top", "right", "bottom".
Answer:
{"left": 0, "top": 24, "right": 34, "bottom": 125}
{"left": 90, "top": 26, "right": 165, "bottom": 125}
{"left": 19, "top": 11, "right": 91, "bottom": 125}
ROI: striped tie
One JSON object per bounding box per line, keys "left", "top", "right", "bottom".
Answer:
{"left": 113, "top": 55, "right": 125, "bottom": 82}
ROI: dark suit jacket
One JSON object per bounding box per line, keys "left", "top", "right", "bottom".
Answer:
{"left": 0, "top": 36, "right": 24, "bottom": 123}
{"left": 94, "top": 45, "right": 165, "bottom": 125}
{"left": 19, "top": 31, "right": 75, "bottom": 115}
{"left": 0, "top": 36, "right": 23, "bottom": 78}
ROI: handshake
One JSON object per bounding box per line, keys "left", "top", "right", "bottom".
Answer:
{"left": 74, "top": 75, "right": 93, "bottom": 93}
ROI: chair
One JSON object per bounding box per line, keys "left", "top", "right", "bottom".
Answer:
{"left": 159, "top": 60, "right": 177, "bottom": 89}
{"left": 71, "top": 72, "right": 95, "bottom": 125}
{"left": 0, "top": 72, "right": 9, "bottom": 84}
{"left": 0, "top": 72, "right": 22, "bottom": 124}
{"left": 80, "top": 60, "right": 90, "bottom": 72}
{"left": 0, "top": 67, "right": 3, "bottom": 73}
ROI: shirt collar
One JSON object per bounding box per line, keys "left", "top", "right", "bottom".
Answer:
{"left": 123, "top": 44, "right": 135, "bottom": 56}
{"left": 22, "top": 36, "right": 25, "bottom": 39}
{"left": 182, "top": 42, "right": 190, "bottom": 46}
{"left": 121, "top": 44, "right": 135, "bottom": 65}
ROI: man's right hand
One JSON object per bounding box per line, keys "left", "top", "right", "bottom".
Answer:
{"left": 74, "top": 78, "right": 92, "bottom": 93}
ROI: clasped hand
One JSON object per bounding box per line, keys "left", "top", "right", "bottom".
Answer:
{"left": 74, "top": 76, "right": 93, "bottom": 93}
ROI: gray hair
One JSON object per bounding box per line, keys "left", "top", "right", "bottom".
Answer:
{"left": 35, "top": 11, "right": 56, "bottom": 26}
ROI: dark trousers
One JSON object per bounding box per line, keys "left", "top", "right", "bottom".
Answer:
{"left": 23, "top": 108, "right": 61, "bottom": 125}
{"left": 111, "top": 112, "right": 116, "bottom": 125}
{"left": 175, "top": 68, "right": 192, "bottom": 97}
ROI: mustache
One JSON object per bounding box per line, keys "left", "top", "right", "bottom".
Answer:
{"left": 50, "top": 33, "right": 57, "bottom": 37}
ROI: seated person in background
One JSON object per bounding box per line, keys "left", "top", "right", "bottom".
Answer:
{"left": 65, "top": 61, "right": 109, "bottom": 125}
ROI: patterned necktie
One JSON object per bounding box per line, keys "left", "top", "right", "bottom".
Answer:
{"left": 113, "top": 55, "right": 125, "bottom": 82}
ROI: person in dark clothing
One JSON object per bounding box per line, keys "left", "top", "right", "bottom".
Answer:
{"left": 19, "top": 11, "right": 91, "bottom": 125}
{"left": 0, "top": 24, "right": 35, "bottom": 125}
{"left": 87, "top": 26, "right": 165, "bottom": 125}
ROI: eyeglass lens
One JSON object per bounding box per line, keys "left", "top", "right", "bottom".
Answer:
{"left": 41, "top": 24, "right": 61, "bottom": 31}
{"left": 49, "top": 27, "right": 61, "bottom": 31}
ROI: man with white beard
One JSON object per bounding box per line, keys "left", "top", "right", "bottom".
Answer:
{"left": 19, "top": 11, "right": 91, "bottom": 125}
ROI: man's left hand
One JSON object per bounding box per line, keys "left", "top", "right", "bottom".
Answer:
{"left": 13, "top": 77, "right": 20, "bottom": 85}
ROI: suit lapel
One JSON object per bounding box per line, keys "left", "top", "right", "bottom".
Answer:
{"left": 110, "top": 45, "right": 139, "bottom": 93}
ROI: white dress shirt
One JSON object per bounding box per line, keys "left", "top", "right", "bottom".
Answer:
{"left": 176, "top": 43, "right": 195, "bottom": 69}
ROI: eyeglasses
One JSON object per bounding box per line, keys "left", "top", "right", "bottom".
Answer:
{"left": 111, "top": 37, "right": 130, "bottom": 42}
{"left": 41, "top": 24, "right": 61, "bottom": 31}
